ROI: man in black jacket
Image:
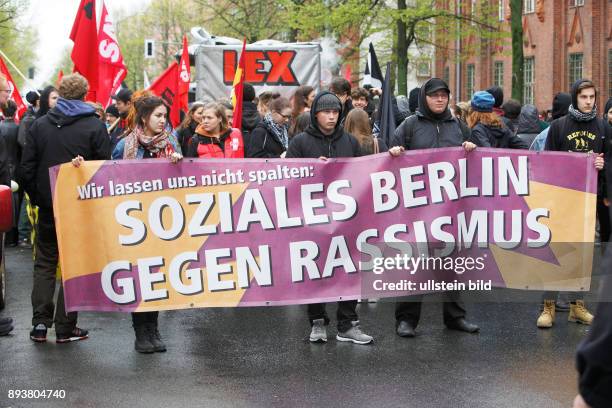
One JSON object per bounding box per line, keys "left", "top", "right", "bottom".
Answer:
{"left": 286, "top": 91, "right": 372, "bottom": 345}
{"left": 538, "top": 79, "right": 609, "bottom": 329}
{"left": 389, "top": 78, "right": 479, "bottom": 338}
{"left": 0, "top": 100, "right": 21, "bottom": 246}
{"left": 20, "top": 74, "right": 110, "bottom": 344}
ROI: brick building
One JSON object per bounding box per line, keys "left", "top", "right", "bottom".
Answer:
{"left": 435, "top": 0, "right": 612, "bottom": 112}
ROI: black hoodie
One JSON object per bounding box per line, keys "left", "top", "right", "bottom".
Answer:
{"left": 545, "top": 80, "right": 611, "bottom": 153}
{"left": 286, "top": 92, "right": 361, "bottom": 159}
{"left": 390, "top": 78, "right": 469, "bottom": 149}
{"left": 516, "top": 104, "right": 542, "bottom": 147}
{"left": 241, "top": 100, "right": 261, "bottom": 151}
{"left": 19, "top": 98, "right": 110, "bottom": 211}
{"left": 471, "top": 123, "right": 528, "bottom": 149}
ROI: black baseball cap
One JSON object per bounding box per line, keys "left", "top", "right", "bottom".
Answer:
{"left": 111, "top": 88, "right": 133, "bottom": 103}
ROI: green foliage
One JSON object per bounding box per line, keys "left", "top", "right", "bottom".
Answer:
{"left": 0, "top": 0, "right": 37, "bottom": 88}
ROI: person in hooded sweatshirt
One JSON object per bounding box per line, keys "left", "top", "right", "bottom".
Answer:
{"left": 537, "top": 79, "right": 610, "bottom": 330}
{"left": 408, "top": 87, "right": 420, "bottom": 116}
{"left": 604, "top": 98, "right": 612, "bottom": 127}
{"left": 286, "top": 91, "right": 373, "bottom": 345}
{"left": 20, "top": 73, "right": 110, "bottom": 343}
{"left": 389, "top": 78, "right": 480, "bottom": 338}
{"left": 515, "top": 104, "right": 542, "bottom": 147}
{"left": 468, "top": 91, "right": 528, "bottom": 149}
{"left": 530, "top": 93, "right": 571, "bottom": 151}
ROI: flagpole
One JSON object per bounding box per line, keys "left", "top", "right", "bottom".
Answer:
{"left": 0, "top": 48, "right": 38, "bottom": 90}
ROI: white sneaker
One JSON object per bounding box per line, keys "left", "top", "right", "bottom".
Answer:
{"left": 309, "top": 319, "right": 327, "bottom": 343}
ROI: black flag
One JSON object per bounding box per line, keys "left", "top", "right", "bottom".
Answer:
{"left": 379, "top": 62, "right": 396, "bottom": 147}
{"left": 363, "top": 43, "right": 383, "bottom": 89}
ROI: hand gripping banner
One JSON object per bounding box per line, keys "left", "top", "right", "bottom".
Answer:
{"left": 49, "top": 148, "right": 597, "bottom": 312}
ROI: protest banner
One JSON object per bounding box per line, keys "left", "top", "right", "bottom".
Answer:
{"left": 50, "top": 148, "right": 597, "bottom": 312}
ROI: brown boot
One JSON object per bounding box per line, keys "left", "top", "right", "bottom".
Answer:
{"left": 568, "top": 300, "right": 593, "bottom": 325}
{"left": 537, "top": 300, "right": 556, "bottom": 328}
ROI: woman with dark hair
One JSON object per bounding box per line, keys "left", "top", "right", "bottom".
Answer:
{"left": 248, "top": 97, "right": 291, "bottom": 158}
{"left": 175, "top": 101, "right": 204, "bottom": 153}
{"left": 36, "top": 86, "right": 59, "bottom": 118}
{"left": 257, "top": 91, "right": 280, "bottom": 117}
{"left": 111, "top": 96, "right": 182, "bottom": 353}
{"left": 186, "top": 102, "right": 244, "bottom": 158}
{"left": 290, "top": 111, "right": 311, "bottom": 138}
{"left": 344, "top": 108, "right": 386, "bottom": 154}
{"left": 291, "top": 85, "right": 314, "bottom": 120}
{"left": 468, "top": 91, "right": 528, "bottom": 149}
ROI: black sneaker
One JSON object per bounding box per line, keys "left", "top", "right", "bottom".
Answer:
{"left": 30, "top": 324, "right": 47, "bottom": 342}
{"left": 56, "top": 327, "right": 88, "bottom": 343}
{"left": 0, "top": 317, "right": 13, "bottom": 336}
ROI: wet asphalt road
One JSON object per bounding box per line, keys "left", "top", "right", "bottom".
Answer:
{"left": 0, "top": 246, "right": 599, "bottom": 408}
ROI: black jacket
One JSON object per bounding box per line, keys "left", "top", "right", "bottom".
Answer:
{"left": 286, "top": 92, "right": 361, "bottom": 159}
{"left": 0, "top": 137, "right": 9, "bottom": 186}
{"left": 544, "top": 115, "right": 610, "bottom": 153}
{"left": 470, "top": 123, "right": 529, "bottom": 149}
{"left": 241, "top": 101, "right": 261, "bottom": 153}
{"left": 17, "top": 106, "right": 36, "bottom": 148}
{"left": 20, "top": 98, "right": 110, "bottom": 211}
{"left": 390, "top": 78, "right": 469, "bottom": 150}
{"left": 576, "top": 275, "right": 612, "bottom": 408}
{"left": 516, "top": 105, "right": 542, "bottom": 147}
{"left": 0, "top": 119, "right": 21, "bottom": 177}
{"left": 176, "top": 121, "right": 197, "bottom": 154}
{"left": 248, "top": 121, "right": 285, "bottom": 158}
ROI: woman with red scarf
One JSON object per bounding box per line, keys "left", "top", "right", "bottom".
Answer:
{"left": 112, "top": 96, "right": 182, "bottom": 353}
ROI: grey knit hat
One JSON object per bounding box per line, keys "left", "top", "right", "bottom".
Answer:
{"left": 313, "top": 93, "right": 342, "bottom": 114}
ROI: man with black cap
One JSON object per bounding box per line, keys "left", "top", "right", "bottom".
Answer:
{"left": 388, "top": 77, "right": 480, "bottom": 338}
{"left": 537, "top": 79, "right": 610, "bottom": 329}
{"left": 109, "top": 88, "right": 132, "bottom": 148}
{"left": 286, "top": 91, "right": 373, "bottom": 345}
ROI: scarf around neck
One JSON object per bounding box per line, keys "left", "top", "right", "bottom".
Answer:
{"left": 568, "top": 104, "right": 597, "bottom": 122}
{"left": 123, "top": 126, "right": 171, "bottom": 159}
{"left": 263, "top": 113, "right": 288, "bottom": 149}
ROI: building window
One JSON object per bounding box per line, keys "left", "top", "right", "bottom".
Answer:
{"left": 569, "top": 53, "right": 583, "bottom": 89}
{"left": 524, "top": 0, "right": 535, "bottom": 13}
{"left": 443, "top": 66, "right": 450, "bottom": 86}
{"left": 467, "top": 64, "right": 475, "bottom": 99}
{"left": 523, "top": 57, "right": 534, "bottom": 105}
{"left": 498, "top": 0, "right": 505, "bottom": 21}
{"left": 494, "top": 61, "right": 504, "bottom": 88}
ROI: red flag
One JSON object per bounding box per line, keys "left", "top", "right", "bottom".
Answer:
{"left": 70, "top": 0, "right": 98, "bottom": 101}
{"left": 148, "top": 62, "right": 180, "bottom": 128}
{"left": 344, "top": 64, "right": 352, "bottom": 82}
{"left": 57, "top": 70, "right": 64, "bottom": 87}
{"left": 230, "top": 39, "right": 247, "bottom": 129}
{"left": 97, "top": 2, "right": 127, "bottom": 108}
{"left": 178, "top": 35, "right": 190, "bottom": 113}
{"left": 0, "top": 57, "right": 26, "bottom": 118}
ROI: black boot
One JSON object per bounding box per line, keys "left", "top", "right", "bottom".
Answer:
{"left": 146, "top": 323, "right": 166, "bottom": 353}
{"left": 134, "top": 324, "right": 155, "bottom": 353}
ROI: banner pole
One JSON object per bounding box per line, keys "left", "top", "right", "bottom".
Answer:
{"left": 0, "top": 48, "right": 39, "bottom": 91}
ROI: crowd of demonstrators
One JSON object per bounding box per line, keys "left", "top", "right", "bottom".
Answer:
{"left": 112, "top": 96, "right": 182, "bottom": 353}
{"left": 186, "top": 102, "right": 244, "bottom": 159}
{"left": 20, "top": 73, "right": 110, "bottom": 344}
{"left": 389, "top": 78, "right": 479, "bottom": 338}
{"left": 248, "top": 97, "right": 291, "bottom": 158}
{"left": 467, "top": 91, "right": 528, "bottom": 149}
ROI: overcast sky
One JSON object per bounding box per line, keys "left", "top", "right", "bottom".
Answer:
{"left": 19, "top": 0, "right": 151, "bottom": 90}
